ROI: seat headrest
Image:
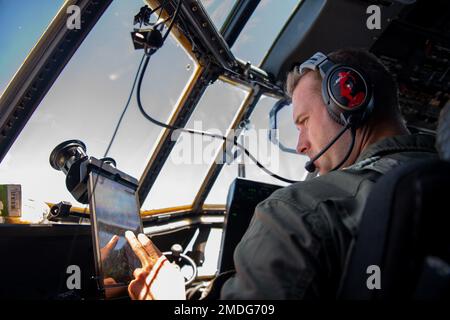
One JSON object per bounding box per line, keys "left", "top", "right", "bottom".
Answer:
{"left": 436, "top": 103, "right": 450, "bottom": 161}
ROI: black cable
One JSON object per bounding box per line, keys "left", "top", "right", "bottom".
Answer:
{"left": 136, "top": 57, "right": 297, "bottom": 183}
{"left": 161, "top": 0, "right": 183, "bottom": 42}
{"left": 62, "top": 1, "right": 183, "bottom": 288}
{"left": 78, "top": 50, "right": 147, "bottom": 218}
{"left": 331, "top": 126, "right": 356, "bottom": 171}
{"left": 87, "top": 0, "right": 296, "bottom": 184}
{"left": 103, "top": 0, "right": 174, "bottom": 159}
{"left": 135, "top": 1, "right": 299, "bottom": 184}
{"left": 138, "top": 1, "right": 167, "bottom": 28}
{"left": 157, "top": 0, "right": 170, "bottom": 20}
{"left": 304, "top": 123, "right": 351, "bottom": 172}
{"left": 103, "top": 54, "right": 146, "bottom": 158}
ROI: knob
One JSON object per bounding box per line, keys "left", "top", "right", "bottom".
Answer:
{"left": 171, "top": 244, "right": 183, "bottom": 258}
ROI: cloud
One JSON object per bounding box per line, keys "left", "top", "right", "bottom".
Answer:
{"left": 109, "top": 73, "right": 119, "bottom": 81}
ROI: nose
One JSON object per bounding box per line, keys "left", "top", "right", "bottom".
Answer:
{"left": 296, "top": 130, "right": 310, "bottom": 155}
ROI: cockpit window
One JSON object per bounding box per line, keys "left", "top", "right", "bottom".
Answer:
{"left": 205, "top": 95, "right": 307, "bottom": 204}
{"left": 231, "top": 0, "right": 299, "bottom": 66}
{"left": 200, "top": 0, "right": 238, "bottom": 31}
{"left": 0, "top": 0, "right": 196, "bottom": 221}
{"left": 142, "top": 79, "right": 248, "bottom": 210}
{"left": 1, "top": 0, "right": 303, "bottom": 221}
{"left": 0, "top": 0, "right": 65, "bottom": 96}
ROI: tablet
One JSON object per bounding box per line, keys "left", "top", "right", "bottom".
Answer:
{"left": 88, "top": 171, "right": 143, "bottom": 298}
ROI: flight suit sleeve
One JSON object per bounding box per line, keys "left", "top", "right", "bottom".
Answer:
{"left": 219, "top": 197, "right": 335, "bottom": 299}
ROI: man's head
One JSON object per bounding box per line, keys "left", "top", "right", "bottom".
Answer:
{"left": 286, "top": 48, "right": 408, "bottom": 175}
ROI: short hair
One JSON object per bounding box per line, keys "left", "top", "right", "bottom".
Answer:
{"left": 285, "top": 48, "right": 403, "bottom": 124}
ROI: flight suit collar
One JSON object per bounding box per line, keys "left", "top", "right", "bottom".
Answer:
{"left": 356, "top": 133, "right": 437, "bottom": 163}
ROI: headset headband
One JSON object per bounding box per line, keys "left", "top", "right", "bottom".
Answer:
{"left": 298, "top": 52, "right": 334, "bottom": 77}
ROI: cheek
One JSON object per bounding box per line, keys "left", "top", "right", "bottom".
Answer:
{"left": 309, "top": 109, "right": 336, "bottom": 143}
{"left": 309, "top": 108, "right": 347, "bottom": 160}
{"left": 321, "top": 113, "right": 352, "bottom": 158}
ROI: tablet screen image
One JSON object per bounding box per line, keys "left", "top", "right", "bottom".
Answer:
{"left": 89, "top": 172, "right": 143, "bottom": 291}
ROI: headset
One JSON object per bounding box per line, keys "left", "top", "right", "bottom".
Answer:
{"left": 297, "top": 52, "right": 375, "bottom": 172}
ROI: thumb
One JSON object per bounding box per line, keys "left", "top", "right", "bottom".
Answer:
{"left": 128, "top": 278, "right": 151, "bottom": 300}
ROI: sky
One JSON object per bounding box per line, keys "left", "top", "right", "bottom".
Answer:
{"left": 0, "top": 0, "right": 65, "bottom": 96}
{"left": 0, "top": 0, "right": 305, "bottom": 222}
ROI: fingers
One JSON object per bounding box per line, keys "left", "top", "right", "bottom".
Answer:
{"left": 129, "top": 268, "right": 150, "bottom": 300}
{"left": 137, "top": 233, "right": 162, "bottom": 264}
{"left": 128, "top": 279, "right": 141, "bottom": 300}
{"left": 133, "top": 267, "right": 143, "bottom": 279}
{"left": 104, "top": 235, "right": 119, "bottom": 251}
{"left": 128, "top": 278, "right": 151, "bottom": 300}
{"left": 105, "top": 234, "right": 119, "bottom": 249}
{"left": 100, "top": 235, "right": 119, "bottom": 261}
{"left": 103, "top": 277, "right": 118, "bottom": 285}
{"left": 133, "top": 267, "right": 149, "bottom": 279}
{"left": 125, "top": 231, "right": 150, "bottom": 267}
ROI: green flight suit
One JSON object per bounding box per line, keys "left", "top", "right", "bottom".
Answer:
{"left": 219, "top": 133, "right": 437, "bottom": 299}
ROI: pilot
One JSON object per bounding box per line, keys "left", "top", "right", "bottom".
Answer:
{"left": 124, "top": 48, "right": 438, "bottom": 299}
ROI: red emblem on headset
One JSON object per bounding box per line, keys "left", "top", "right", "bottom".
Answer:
{"left": 336, "top": 71, "right": 365, "bottom": 108}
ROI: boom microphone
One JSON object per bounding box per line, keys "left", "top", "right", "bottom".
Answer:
{"left": 304, "top": 123, "right": 352, "bottom": 173}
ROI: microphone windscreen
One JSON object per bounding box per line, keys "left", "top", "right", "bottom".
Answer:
{"left": 305, "top": 161, "right": 316, "bottom": 173}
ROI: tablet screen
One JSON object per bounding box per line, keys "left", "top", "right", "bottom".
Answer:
{"left": 89, "top": 172, "right": 143, "bottom": 291}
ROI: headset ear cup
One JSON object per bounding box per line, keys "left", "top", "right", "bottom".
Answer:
{"left": 322, "top": 70, "right": 346, "bottom": 126}
{"left": 326, "top": 104, "right": 346, "bottom": 125}
{"left": 322, "top": 64, "right": 374, "bottom": 128}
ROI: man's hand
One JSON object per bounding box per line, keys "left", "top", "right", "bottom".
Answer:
{"left": 100, "top": 235, "right": 119, "bottom": 264}
{"left": 125, "top": 231, "right": 186, "bottom": 300}
{"left": 125, "top": 231, "right": 162, "bottom": 300}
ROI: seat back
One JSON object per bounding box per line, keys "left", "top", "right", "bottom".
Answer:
{"left": 338, "top": 158, "right": 450, "bottom": 299}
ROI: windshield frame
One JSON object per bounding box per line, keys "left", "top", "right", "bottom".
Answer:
{"left": 0, "top": 0, "right": 292, "bottom": 218}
